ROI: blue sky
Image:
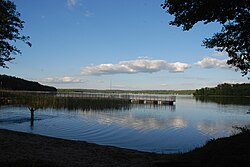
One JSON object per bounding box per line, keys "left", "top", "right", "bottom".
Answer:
{"left": 1, "top": 0, "right": 249, "bottom": 90}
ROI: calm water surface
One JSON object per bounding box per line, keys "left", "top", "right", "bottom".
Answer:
{"left": 0, "top": 95, "right": 250, "bottom": 153}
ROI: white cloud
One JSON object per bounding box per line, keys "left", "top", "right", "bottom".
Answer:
{"left": 42, "top": 76, "right": 84, "bottom": 84}
{"left": 160, "top": 84, "right": 168, "bottom": 86}
{"left": 168, "top": 62, "right": 191, "bottom": 72}
{"left": 67, "top": 0, "right": 78, "bottom": 7}
{"left": 137, "top": 56, "right": 149, "bottom": 59}
{"left": 112, "top": 84, "right": 127, "bottom": 89}
{"left": 81, "top": 59, "right": 191, "bottom": 75}
{"left": 212, "top": 51, "right": 227, "bottom": 57}
{"left": 195, "top": 57, "right": 229, "bottom": 69}
{"left": 221, "top": 80, "right": 245, "bottom": 84}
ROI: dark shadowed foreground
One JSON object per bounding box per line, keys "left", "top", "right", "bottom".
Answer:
{"left": 0, "top": 129, "right": 173, "bottom": 167}
{"left": 1, "top": 128, "right": 250, "bottom": 167}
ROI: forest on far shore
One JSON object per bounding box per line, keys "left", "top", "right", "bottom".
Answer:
{"left": 0, "top": 75, "right": 57, "bottom": 92}
{"left": 194, "top": 83, "right": 250, "bottom": 96}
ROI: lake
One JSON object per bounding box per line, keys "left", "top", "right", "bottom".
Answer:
{"left": 0, "top": 94, "right": 250, "bottom": 153}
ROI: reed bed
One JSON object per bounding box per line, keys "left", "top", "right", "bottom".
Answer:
{"left": 0, "top": 91, "right": 131, "bottom": 111}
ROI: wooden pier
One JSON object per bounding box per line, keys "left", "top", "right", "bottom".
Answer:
{"left": 56, "top": 92, "right": 176, "bottom": 105}
{"left": 1, "top": 90, "right": 176, "bottom": 105}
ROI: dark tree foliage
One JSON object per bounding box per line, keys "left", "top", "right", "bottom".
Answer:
{"left": 194, "top": 83, "right": 250, "bottom": 96}
{"left": 0, "top": 75, "right": 57, "bottom": 91}
{"left": 162, "top": 0, "right": 250, "bottom": 76}
{"left": 0, "top": 0, "right": 31, "bottom": 68}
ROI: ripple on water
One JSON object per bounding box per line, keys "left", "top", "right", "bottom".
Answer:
{"left": 1, "top": 96, "right": 250, "bottom": 154}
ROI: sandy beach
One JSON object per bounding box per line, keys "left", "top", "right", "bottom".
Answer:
{"left": 0, "top": 129, "right": 175, "bottom": 167}
{"left": 1, "top": 128, "right": 250, "bottom": 167}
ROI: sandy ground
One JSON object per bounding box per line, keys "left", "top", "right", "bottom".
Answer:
{"left": 1, "top": 128, "right": 250, "bottom": 167}
{"left": 0, "top": 129, "right": 178, "bottom": 167}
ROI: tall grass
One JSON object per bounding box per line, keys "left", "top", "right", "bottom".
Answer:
{"left": 0, "top": 92, "right": 130, "bottom": 111}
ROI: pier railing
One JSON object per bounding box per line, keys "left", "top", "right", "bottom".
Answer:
{"left": 0, "top": 90, "right": 176, "bottom": 105}
{"left": 56, "top": 92, "right": 176, "bottom": 105}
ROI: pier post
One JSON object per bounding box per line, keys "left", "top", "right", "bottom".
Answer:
{"left": 28, "top": 107, "right": 36, "bottom": 127}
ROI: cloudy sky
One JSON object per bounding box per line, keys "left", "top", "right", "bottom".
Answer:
{"left": 1, "top": 0, "right": 248, "bottom": 90}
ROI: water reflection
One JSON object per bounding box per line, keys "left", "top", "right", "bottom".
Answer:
{"left": 0, "top": 107, "right": 43, "bottom": 126}
{"left": 1, "top": 94, "right": 250, "bottom": 153}
{"left": 0, "top": 116, "right": 31, "bottom": 124}
{"left": 28, "top": 107, "right": 37, "bottom": 128}
{"left": 195, "top": 96, "right": 250, "bottom": 105}
{"left": 74, "top": 103, "right": 178, "bottom": 131}
{"left": 94, "top": 113, "right": 187, "bottom": 131}
{"left": 1, "top": 92, "right": 176, "bottom": 131}
{"left": 131, "top": 103, "right": 176, "bottom": 111}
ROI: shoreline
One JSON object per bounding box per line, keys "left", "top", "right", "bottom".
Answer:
{"left": 1, "top": 128, "right": 250, "bottom": 167}
{"left": 0, "top": 129, "right": 174, "bottom": 167}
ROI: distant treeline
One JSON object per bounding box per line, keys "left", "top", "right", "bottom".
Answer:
{"left": 194, "top": 83, "right": 250, "bottom": 96}
{"left": 59, "top": 89, "right": 195, "bottom": 95}
{"left": 0, "top": 75, "right": 57, "bottom": 92}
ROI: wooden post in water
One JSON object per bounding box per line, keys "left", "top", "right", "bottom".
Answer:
{"left": 28, "top": 107, "right": 36, "bottom": 127}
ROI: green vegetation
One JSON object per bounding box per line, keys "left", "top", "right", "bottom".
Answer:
{"left": 194, "top": 83, "right": 250, "bottom": 96}
{"left": 0, "top": 74, "right": 57, "bottom": 91}
{"left": 180, "top": 125, "right": 250, "bottom": 167}
{"left": 0, "top": 91, "right": 130, "bottom": 111}
{"left": 162, "top": 0, "right": 250, "bottom": 76}
{"left": 58, "top": 89, "right": 195, "bottom": 95}
{"left": 0, "top": 0, "right": 31, "bottom": 68}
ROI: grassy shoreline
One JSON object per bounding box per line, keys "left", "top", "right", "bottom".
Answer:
{"left": 1, "top": 128, "right": 250, "bottom": 167}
